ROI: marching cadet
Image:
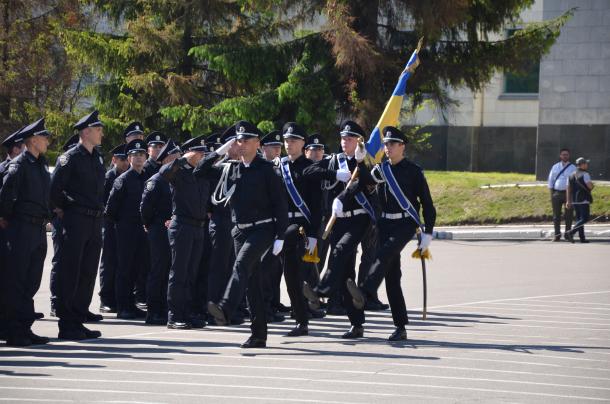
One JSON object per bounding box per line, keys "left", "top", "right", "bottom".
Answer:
{"left": 50, "top": 134, "right": 81, "bottom": 317}
{"left": 277, "top": 122, "right": 322, "bottom": 337}
{"left": 344, "top": 126, "right": 436, "bottom": 341}
{"left": 0, "top": 126, "right": 25, "bottom": 340}
{"left": 302, "top": 120, "right": 373, "bottom": 338}
{"left": 304, "top": 134, "right": 325, "bottom": 162}
{"left": 105, "top": 140, "right": 150, "bottom": 319}
{"left": 0, "top": 118, "right": 51, "bottom": 346}
{"left": 124, "top": 121, "right": 145, "bottom": 143}
{"left": 196, "top": 121, "right": 288, "bottom": 348}
{"left": 159, "top": 135, "right": 210, "bottom": 329}
{"left": 140, "top": 139, "right": 181, "bottom": 325}
{"left": 260, "top": 130, "right": 282, "bottom": 162}
{"left": 98, "top": 144, "right": 129, "bottom": 314}
{"left": 142, "top": 131, "right": 168, "bottom": 180}
{"left": 51, "top": 110, "right": 105, "bottom": 340}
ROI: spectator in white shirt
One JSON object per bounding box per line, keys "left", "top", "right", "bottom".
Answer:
{"left": 547, "top": 148, "right": 576, "bottom": 241}
{"left": 566, "top": 158, "right": 594, "bottom": 243}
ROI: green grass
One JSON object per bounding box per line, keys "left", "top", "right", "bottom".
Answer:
{"left": 426, "top": 171, "right": 610, "bottom": 226}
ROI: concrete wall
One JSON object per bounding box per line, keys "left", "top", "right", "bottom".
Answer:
{"left": 536, "top": 0, "right": 610, "bottom": 180}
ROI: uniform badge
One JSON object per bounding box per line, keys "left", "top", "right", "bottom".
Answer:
{"left": 136, "top": 142, "right": 141, "bottom": 149}
{"left": 136, "top": 125, "right": 140, "bottom": 131}
{"left": 314, "top": 138, "right": 319, "bottom": 143}
{"left": 155, "top": 135, "right": 160, "bottom": 141}
{"left": 8, "top": 164, "right": 17, "bottom": 174}
{"left": 146, "top": 181, "right": 154, "bottom": 191}
{"left": 114, "top": 178, "right": 123, "bottom": 190}
{"left": 238, "top": 126, "right": 245, "bottom": 134}
{"left": 345, "top": 124, "right": 351, "bottom": 131}
{"left": 275, "top": 135, "right": 280, "bottom": 141}
{"left": 59, "top": 155, "right": 69, "bottom": 166}
{"left": 287, "top": 127, "right": 293, "bottom": 133}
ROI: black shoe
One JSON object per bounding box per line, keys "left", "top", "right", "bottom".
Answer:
{"left": 565, "top": 232, "right": 575, "bottom": 243}
{"left": 285, "top": 324, "right": 308, "bottom": 337}
{"left": 365, "top": 298, "right": 389, "bottom": 311}
{"left": 388, "top": 327, "right": 407, "bottom": 342}
{"left": 553, "top": 235, "right": 561, "bottom": 242}
{"left": 145, "top": 313, "right": 168, "bottom": 326}
{"left": 167, "top": 321, "right": 191, "bottom": 330}
{"left": 190, "top": 315, "right": 207, "bottom": 329}
{"left": 580, "top": 239, "right": 590, "bottom": 244}
{"left": 117, "top": 310, "right": 138, "bottom": 320}
{"left": 99, "top": 305, "right": 116, "bottom": 313}
{"left": 346, "top": 278, "right": 365, "bottom": 310}
{"left": 28, "top": 331, "right": 50, "bottom": 345}
{"left": 309, "top": 308, "right": 326, "bottom": 319}
{"left": 34, "top": 312, "right": 44, "bottom": 320}
{"left": 207, "top": 302, "right": 228, "bottom": 326}
{"left": 276, "top": 303, "right": 291, "bottom": 313}
{"left": 80, "top": 325, "right": 102, "bottom": 339}
{"left": 326, "top": 305, "right": 347, "bottom": 316}
{"left": 341, "top": 326, "right": 364, "bottom": 339}
{"left": 240, "top": 337, "right": 266, "bottom": 348}
{"left": 58, "top": 329, "right": 87, "bottom": 341}
{"left": 6, "top": 336, "right": 32, "bottom": 347}
{"left": 85, "top": 311, "right": 103, "bottom": 322}
{"left": 136, "top": 301, "right": 148, "bottom": 311}
{"left": 302, "top": 283, "right": 320, "bottom": 308}
{"left": 267, "top": 312, "right": 285, "bottom": 323}
{"left": 230, "top": 316, "right": 245, "bottom": 325}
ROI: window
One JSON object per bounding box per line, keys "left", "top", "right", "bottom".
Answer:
{"left": 504, "top": 29, "right": 539, "bottom": 94}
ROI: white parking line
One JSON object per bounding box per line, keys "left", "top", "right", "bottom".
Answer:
{"left": 442, "top": 305, "right": 610, "bottom": 317}
{"left": 483, "top": 302, "right": 610, "bottom": 311}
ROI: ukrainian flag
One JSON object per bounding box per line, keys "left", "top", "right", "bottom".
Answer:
{"left": 365, "top": 39, "right": 422, "bottom": 163}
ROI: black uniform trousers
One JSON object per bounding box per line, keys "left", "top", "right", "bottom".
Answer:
{"left": 282, "top": 223, "right": 308, "bottom": 325}
{"left": 167, "top": 218, "right": 205, "bottom": 323}
{"left": 0, "top": 226, "right": 7, "bottom": 337}
{"left": 220, "top": 223, "right": 275, "bottom": 340}
{"left": 2, "top": 218, "right": 47, "bottom": 336}
{"left": 57, "top": 210, "right": 103, "bottom": 331}
{"left": 192, "top": 219, "right": 211, "bottom": 318}
{"left": 49, "top": 215, "right": 63, "bottom": 311}
{"left": 99, "top": 218, "right": 117, "bottom": 308}
{"left": 207, "top": 212, "right": 234, "bottom": 304}
{"left": 145, "top": 222, "right": 171, "bottom": 316}
{"left": 361, "top": 218, "right": 417, "bottom": 328}
{"left": 262, "top": 248, "right": 282, "bottom": 315}
{"left": 319, "top": 214, "right": 369, "bottom": 326}
{"left": 115, "top": 222, "right": 150, "bottom": 313}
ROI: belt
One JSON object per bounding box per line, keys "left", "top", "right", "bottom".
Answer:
{"left": 173, "top": 215, "right": 207, "bottom": 228}
{"left": 15, "top": 214, "right": 47, "bottom": 226}
{"left": 381, "top": 212, "right": 409, "bottom": 220}
{"left": 288, "top": 211, "right": 304, "bottom": 218}
{"left": 70, "top": 206, "right": 104, "bottom": 218}
{"left": 336, "top": 208, "right": 367, "bottom": 218}
{"left": 236, "top": 218, "right": 274, "bottom": 230}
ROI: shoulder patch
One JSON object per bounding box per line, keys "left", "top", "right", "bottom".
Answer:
{"left": 58, "top": 154, "right": 69, "bottom": 166}
{"left": 114, "top": 177, "right": 123, "bottom": 190}
{"left": 146, "top": 181, "right": 155, "bottom": 191}
{"left": 8, "top": 164, "right": 18, "bottom": 174}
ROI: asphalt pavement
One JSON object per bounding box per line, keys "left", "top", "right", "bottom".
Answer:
{"left": 1, "top": 236, "right": 609, "bottom": 403}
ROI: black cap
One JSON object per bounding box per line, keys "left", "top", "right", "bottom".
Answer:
{"left": 125, "top": 139, "right": 147, "bottom": 155}
{"left": 110, "top": 144, "right": 127, "bottom": 158}
{"left": 74, "top": 110, "right": 104, "bottom": 131}
{"left": 181, "top": 134, "right": 207, "bottom": 152}
{"left": 234, "top": 120, "right": 263, "bottom": 140}
{"left": 382, "top": 126, "right": 407, "bottom": 144}
{"left": 304, "top": 134, "right": 325, "bottom": 149}
{"left": 220, "top": 126, "right": 237, "bottom": 143}
{"left": 282, "top": 122, "right": 306, "bottom": 140}
{"left": 62, "top": 134, "right": 80, "bottom": 151}
{"left": 123, "top": 122, "right": 144, "bottom": 139}
{"left": 261, "top": 130, "right": 283, "bottom": 146}
{"left": 339, "top": 120, "right": 365, "bottom": 138}
{"left": 205, "top": 133, "right": 222, "bottom": 153}
{"left": 145, "top": 131, "right": 168, "bottom": 146}
{"left": 20, "top": 118, "right": 51, "bottom": 139}
{"left": 156, "top": 139, "right": 181, "bottom": 162}
{"left": 2, "top": 126, "right": 25, "bottom": 149}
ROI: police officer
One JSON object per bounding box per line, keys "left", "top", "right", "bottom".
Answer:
{"left": 260, "top": 130, "right": 282, "bottom": 162}
{"left": 140, "top": 139, "right": 181, "bottom": 325}
{"left": 0, "top": 118, "right": 51, "bottom": 346}
{"left": 105, "top": 139, "right": 151, "bottom": 319}
{"left": 304, "top": 134, "right": 325, "bottom": 163}
{"left": 197, "top": 121, "right": 288, "bottom": 348}
{"left": 142, "top": 131, "right": 168, "bottom": 180}
{"left": 50, "top": 134, "right": 81, "bottom": 317}
{"left": 0, "top": 126, "right": 25, "bottom": 340}
{"left": 277, "top": 122, "right": 322, "bottom": 337}
{"left": 160, "top": 135, "right": 210, "bottom": 329}
{"left": 98, "top": 144, "right": 129, "bottom": 313}
{"left": 124, "top": 121, "right": 145, "bottom": 143}
{"left": 302, "top": 120, "right": 373, "bottom": 338}
{"left": 344, "top": 126, "right": 436, "bottom": 341}
{"left": 51, "top": 110, "right": 105, "bottom": 340}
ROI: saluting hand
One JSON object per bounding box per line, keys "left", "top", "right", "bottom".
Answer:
{"left": 216, "top": 138, "right": 236, "bottom": 156}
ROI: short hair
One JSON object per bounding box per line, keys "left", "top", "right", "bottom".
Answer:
{"left": 560, "top": 148, "right": 570, "bottom": 154}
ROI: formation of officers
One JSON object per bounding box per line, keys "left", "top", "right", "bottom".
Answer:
{"left": 0, "top": 110, "right": 436, "bottom": 348}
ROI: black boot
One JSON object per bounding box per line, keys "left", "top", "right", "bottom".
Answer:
{"left": 341, "top": 326, "right": 364, "bottom": 339}
{"left": 285, "top": 323, "right": 308, "bottom": 337}
{"left": 388, "top": 326, "right": 407, "bottom": 342}
{"left": 240, "top": 336, "right": 266, "bottom": 348}
{"left": 207, "top": 302, "right": 228, "bottom": 326}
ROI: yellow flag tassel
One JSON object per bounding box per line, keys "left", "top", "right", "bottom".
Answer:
{"left": 303, "top": 245, "right": 320, "bottom": 263}
{"left": 412, "top": 248, "right": 432, "bottom": 260}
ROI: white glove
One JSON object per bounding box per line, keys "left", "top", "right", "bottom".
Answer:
{"left": 306, "top": 237, "right": 317, "bottom": 254}
{"left": 419, "top": 232, "right": 432, "bottom": 251}
{"left": 216, "top": 138, "right": 236, "bottom": 156}
{"left": 332, "top": 198, "right": 343, "bottom": 216}
{"left": 335, "top": 169, "right": 351, "bottom": 182}
{"left": 272, "top": 239, "right": 284, "bottom": 256}
{"left": 355, "top": 142, "right": 367, "bottom": 162}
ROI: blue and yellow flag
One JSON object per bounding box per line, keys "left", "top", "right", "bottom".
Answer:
{"left": 365, "top": 39, "right": 423, "bottom": 163}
